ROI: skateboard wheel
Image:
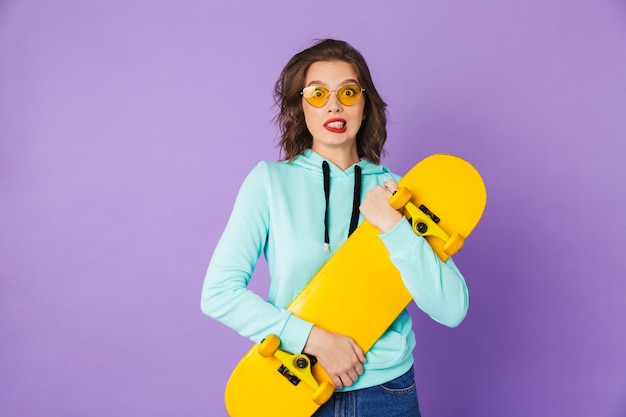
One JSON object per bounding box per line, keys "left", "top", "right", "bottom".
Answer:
{"left": 312, "top": 381, "right": 334, "bottom": 405}
{"left": 389, "top": 187, "right": 411, "bottom": 210}
{"left": 295, "top": 356, "right": 309, "bottom": 369}
{"left": 258, "top": 334, "right": 280, "bottom": 358}
{"left": 443, "top": 233, "right": 465, "bottom": 256}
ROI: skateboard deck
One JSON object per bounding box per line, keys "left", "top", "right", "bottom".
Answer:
{"left": 224, "top": 154, "right": 487, "bottom": 416}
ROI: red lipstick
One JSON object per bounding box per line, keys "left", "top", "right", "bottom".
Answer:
{"left": 323, "top": 118, "right": 347, "bottom": 133}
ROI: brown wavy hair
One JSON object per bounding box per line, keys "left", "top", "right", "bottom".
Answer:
{"left": 274, "top": 39, "right": 388, "bottom": 164}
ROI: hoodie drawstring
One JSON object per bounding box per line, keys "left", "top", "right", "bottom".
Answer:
{"left": 322, "top": 161, "right": 331, "bottom": 252}
{"left": 349, "top": 165, "right": 362, "bottom": 237}
{"left": 322, "top": 161, "right": 362, "bottom": 252}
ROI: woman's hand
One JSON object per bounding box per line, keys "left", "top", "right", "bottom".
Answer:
{"left": 360, "top": 180, "right": 403, "bottom": 233}
{"left": 303, "top": 326, "right": 366, "bottom": 389}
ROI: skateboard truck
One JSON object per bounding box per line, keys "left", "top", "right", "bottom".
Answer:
{"left": 389, "top": 188, "right": 465, "bottom": 256}
{"left": 276, "top": 355, "right": 317, "bottom": 386}
{"left": 258, "top": 335, "right": 334, "bottom": 405}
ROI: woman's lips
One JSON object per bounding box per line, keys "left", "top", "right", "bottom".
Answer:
{"left": 324, "top": 118, "right": 347, "bottom": 133}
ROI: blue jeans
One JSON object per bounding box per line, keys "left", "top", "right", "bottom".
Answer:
{"left": 312, "top": 366, "right": 421, "bottom": 417}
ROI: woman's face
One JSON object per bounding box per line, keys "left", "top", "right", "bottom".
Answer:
{"left": 302, "top": 60, "right": 366, "bottom": 158}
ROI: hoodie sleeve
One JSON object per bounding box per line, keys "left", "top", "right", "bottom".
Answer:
{"left": 201, "top": 163, "right": 313, "bottom": 353}
{"left": 374, "top": 171, "right": 469, "bottom": 327}
{"left": 378, "top": 217, "right": 469, "bottom": 327}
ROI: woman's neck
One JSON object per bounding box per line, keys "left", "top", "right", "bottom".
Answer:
{"left": 311, "top": 144, "right": 360, "bottom": 171}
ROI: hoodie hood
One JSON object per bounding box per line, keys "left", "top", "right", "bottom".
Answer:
{"left": 289, "top": 149, "right": 390, "bottom": 178}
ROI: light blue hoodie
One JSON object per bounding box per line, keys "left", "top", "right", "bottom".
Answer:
{"left": 201, "top": 149, "right": 468, "bottom": 391}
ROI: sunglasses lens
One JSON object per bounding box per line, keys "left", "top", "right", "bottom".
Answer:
{"left": 302, "top": 86, "right": 329, "bottom": 107}
{"left": 337, "top": 85, "right": 363, "bottom": 106}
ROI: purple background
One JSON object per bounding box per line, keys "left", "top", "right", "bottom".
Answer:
{"left": 1, "top": 1, "right": 625, "bottom": 416}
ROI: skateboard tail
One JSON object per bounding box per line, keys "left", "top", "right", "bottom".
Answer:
{"left": 399, "top": 154, "right": 487, "bottom": 261}
{"left": 225, "top": 342, "right": 328, "bottom": 416}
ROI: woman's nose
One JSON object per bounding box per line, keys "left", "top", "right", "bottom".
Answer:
{"left": 326, "top": 93, "right": 343, "bottom": 112}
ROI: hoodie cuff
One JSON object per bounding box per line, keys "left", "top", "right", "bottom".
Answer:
{"left": 278, "top": 313, "right": 314, "bottom": 354}
{"left": 379, "top": 217, "right": 423, "bottom": 257}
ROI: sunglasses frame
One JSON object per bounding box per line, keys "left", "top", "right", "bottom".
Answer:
{"left": 301, "top": 85, "right": 366, "bottom": 108}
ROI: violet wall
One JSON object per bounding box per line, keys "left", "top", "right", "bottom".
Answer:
{"left": 1, "top": 1, "right": 625, "bottom": 416}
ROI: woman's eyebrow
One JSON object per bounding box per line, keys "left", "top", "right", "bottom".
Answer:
{"left": 305, "top": 78, "right": 360, "bottom": 87}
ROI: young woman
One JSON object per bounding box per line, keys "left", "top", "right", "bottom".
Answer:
{"left": 201, "top": 39, "right": 469, "bottom": 416}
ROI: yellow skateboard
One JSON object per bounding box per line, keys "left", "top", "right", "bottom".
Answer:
{"left": 224, "top": 154, "right": 487, "bottom": 416}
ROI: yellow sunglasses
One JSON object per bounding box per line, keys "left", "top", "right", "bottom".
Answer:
{"left": 301, "top": 85, "right": 365, "bottom": 108}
